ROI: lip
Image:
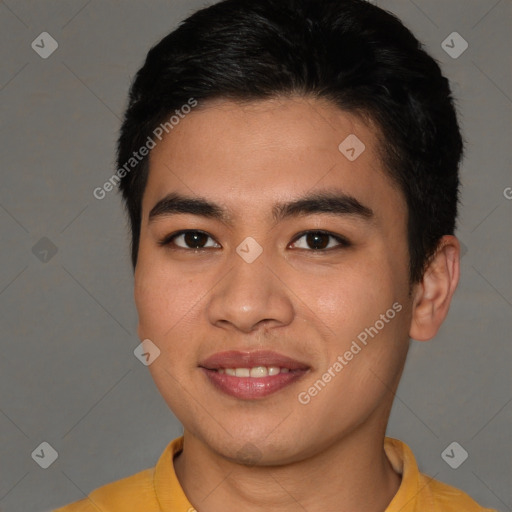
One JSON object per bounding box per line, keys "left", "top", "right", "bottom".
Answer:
{"left": 199, "top": 350, "right": 310, "bottom": 400}
{"left": 199, "top": 350, "right": 310, "bottom": 371}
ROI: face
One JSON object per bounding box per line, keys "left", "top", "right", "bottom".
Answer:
{"left": 135, "top": 97, "right": 413, "bottom": 464}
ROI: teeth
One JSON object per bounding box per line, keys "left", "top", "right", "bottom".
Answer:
{"left": 250, "top": 366, "right": 267, "bottom": 377}
{"left": 216, "top": 366, "right": 291, "bottom": 377}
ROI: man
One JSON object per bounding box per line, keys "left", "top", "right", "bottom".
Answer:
{"left": 55, "top": 0, "right": 496, "bottom": 510}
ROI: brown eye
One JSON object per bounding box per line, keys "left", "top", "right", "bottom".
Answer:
{"left": 290, "top": 231, "right": 350, "bottom": 251}
{"left": 159, "top": 230, "right": 220, "bottom": 250}
{"left": 182, "top": 232, "right": 209, "bottom": 248}
{"left": 306, "top": 232, "right": 330, "bottom": 249}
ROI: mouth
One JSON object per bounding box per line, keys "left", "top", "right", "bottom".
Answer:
{"left": 199, "top": 350, "right": 310, "bottom": 400}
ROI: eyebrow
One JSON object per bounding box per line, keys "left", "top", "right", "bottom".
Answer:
{"left": 148, "top": 190, "right": 374, "bottom": 226}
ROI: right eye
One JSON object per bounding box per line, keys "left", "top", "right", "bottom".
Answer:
{"left": 158, "top": 230, "right": 221, "bottom": 250}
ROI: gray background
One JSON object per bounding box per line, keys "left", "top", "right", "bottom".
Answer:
{"left": 0, "top": 0, "right": 510, "bottom": 511}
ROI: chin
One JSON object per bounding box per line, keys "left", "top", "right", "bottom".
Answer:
{"left": 196, "top": 423, "right": 314, "bottom": 466}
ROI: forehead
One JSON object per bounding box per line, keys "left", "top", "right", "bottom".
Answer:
{"left": 143, "top": 96, "right": 404, "bottom": 222}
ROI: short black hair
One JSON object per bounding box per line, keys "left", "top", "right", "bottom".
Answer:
{"left": 117, "top": 0, "right": 463, "bottom": 283}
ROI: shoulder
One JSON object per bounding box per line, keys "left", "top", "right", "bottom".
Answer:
{"left": 52, "top": 467, "right": 158, "bottom": 511}
{"left": 53, "top": 437, "right": 186, "bottom": 511}
{"left": 419, "top": 472, "right": 497, "bottom": 512}
{"left": 384, "top": 437, "right": 497, "bottom": 512}
{"left": 418, "top": 472, "right": 498, "bottom": 511}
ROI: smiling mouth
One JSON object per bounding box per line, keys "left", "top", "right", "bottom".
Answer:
{"left": 198, "top": 350, "right": 310, "bottom": 399}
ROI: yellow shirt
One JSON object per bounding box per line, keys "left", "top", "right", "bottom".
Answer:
{"left": 54, "top": 436, "right": 496, "bottom": 511}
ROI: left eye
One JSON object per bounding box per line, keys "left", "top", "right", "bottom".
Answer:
{"left": 290, "top": 231, "right": 350, "bottom": 251}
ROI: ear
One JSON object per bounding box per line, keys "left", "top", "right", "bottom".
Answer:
{"left": 409, "top": 235, "right": 460, "bottom": 341}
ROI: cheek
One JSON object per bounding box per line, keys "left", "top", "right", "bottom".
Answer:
{"left": 303, "top": 258, "right": 398, "bottom": 342}
{"left": 134, "top": 262, "right": 204, "bottom": 394}
{"left": 134, "top": 259, "right": 203, "bottom": 340}
{"left": 316, "top": 269, "right": 408, "bottom": 393}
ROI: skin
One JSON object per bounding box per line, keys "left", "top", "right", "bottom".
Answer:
{"left": 134, "top": 96, "right": 460, "bottom": 512}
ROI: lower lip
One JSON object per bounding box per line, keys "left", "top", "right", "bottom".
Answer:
{"left": 201, "top": 368, "right": 308, "bottom": 399}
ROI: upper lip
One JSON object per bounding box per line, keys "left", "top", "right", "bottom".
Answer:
{"left": 199, "top": 350, "right": 310, "bottom": 371}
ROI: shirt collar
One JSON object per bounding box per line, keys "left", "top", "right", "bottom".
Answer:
{"left": 153, "top": 436, "right": 192, "bottom": 510}
{"left": 153, "top": 436, "right": 422, "bottom": 511}
{"left": 383, "top": 437, "right": 425, "bottom": 511}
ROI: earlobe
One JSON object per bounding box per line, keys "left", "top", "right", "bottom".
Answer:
{"left": 409, "top": 235, "right": 460, "bottom": 341}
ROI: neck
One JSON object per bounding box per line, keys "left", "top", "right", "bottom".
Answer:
{"left": 174, "top": 419, "right": 401, "bottom": 512}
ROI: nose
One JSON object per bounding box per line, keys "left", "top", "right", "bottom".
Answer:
{"left": 206, "top": 249, "right": 294, "bottom": 334}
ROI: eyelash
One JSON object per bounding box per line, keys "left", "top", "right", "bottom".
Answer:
{"left": 158, "top": 230, "right": 351, "bottom": 252}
